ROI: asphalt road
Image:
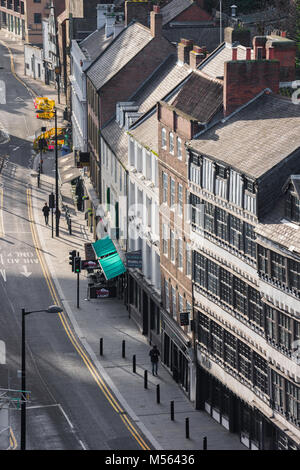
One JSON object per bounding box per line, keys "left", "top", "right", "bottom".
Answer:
{"left": 0, "top": 41, "right": 148, "bottom": 450}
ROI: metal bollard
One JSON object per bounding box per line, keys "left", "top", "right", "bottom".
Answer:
{"left": 144, "top": 370, "right": 148, "bottom": 389}
{"left": 156, "top": 384, "right": 160, "bottom": 404}
{"left": 68, "top": 219, "right": 72, "bottom": 235}
{"left": 185, "top": 418, "right": 190, "bottom": 439}
{"left": 203, "top": 436, "right": 207, "bottom": 450}
{"left": 170, "top": 400, "right": 174, "bottom": 421}
{"left": 99, "top": 338, "right": 103, "bottom": 356}
{"left": 122, "top": 340, "right": 125, "bottom": 358}
{"left": 132, "top": 355, "right": 136, "bottom": 373}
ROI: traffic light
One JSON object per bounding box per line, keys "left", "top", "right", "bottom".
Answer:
{"left": 69, "top": 250, "right": 76, "bottom": 272}
{"left": 49, "top": 193, "right": 55, "bottom": 209}
{"left": 74, "top": 257, "right": 81, "bottom": 274}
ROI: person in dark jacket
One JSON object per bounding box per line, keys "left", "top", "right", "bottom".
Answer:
{"left": 149, "top": 345, "right": 160, "bottom": 376}
{"left": 42, "top": 202, "right": 50, "bottom": 225}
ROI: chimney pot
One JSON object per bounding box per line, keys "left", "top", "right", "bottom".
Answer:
{"left": 178, "top": 38, "right": 194, "bottom": 64}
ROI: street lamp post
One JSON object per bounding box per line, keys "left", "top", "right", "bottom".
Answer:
{"left": 21, "top": 305, "right": 63, "bottom": 451}
{"left": 54, "top": 109, "right": 59, "bottom": 237}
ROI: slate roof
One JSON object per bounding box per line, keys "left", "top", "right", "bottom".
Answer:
{"left": 87, "top": 22, "right": 153, "bottom": 90}
{"left": 255, "top": 196, "right": 300, "bottom": 255}
{"left": 129, "top": 113, "right": 159, "bottom": 154}
{"left": 101, "top": 54, "right": 192, "bottom": 164}
{"left": 163, "top": 27, "right": 221, "bottom": 52}
{"left": 199, "top": 43, "right": 252, "bottom": 79}
{"left": 79, "top": 27, "right": 113, "bottom": 61}
{"left": 170, "top": 71, "right": 223, "bottom": 123}
{"left": 161, "top": 0, "right": 193, "bottom": 26}
{"left": 187, "top": 93, "right": 300, "bottom": 179}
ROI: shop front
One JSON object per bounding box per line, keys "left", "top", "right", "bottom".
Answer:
{"left": 161, "top": 311, "right": 194, "bottom": 399}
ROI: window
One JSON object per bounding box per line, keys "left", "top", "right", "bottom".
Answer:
{"left": 287, "top": 194, "right": 300, "bottom": 223}
{"left": 230, "top": 215, "right": 243, "bottom": 251}
{"left": 271, "top": 251, "right": 286, "bottom": 283}
{"left": 146, "top": 152, "right": 152, "bottom": 180}
{"left": 238, "top": 341, "right": 251, "bottom": 380}
{"left": 190, "top": 164, "right": 201, "bottom": 186}
{"left": 215, "top": 207, "right": 228, "bottom": 241}
{"left": 165, "top": 280, "right": 170, "bottom": 312}
{"left": 162, "top": 172, "right": 168, "bottom": 203}
{"left": 177, "top": 137, "right": 182, "bottom": 159}
{"left": 186, "top": 244, "right": 191, "bottom": 276}
{"left": 207, "top": 259, "right": 218, "bottom": 296}
{"left": 178, "top": 238, "right": 183, "bottom": 269}
{"left": 178, "top": 294, "right": 183, "bottom": 314}
{"left": 171, "top": 286, "right": 176, "bottom": 319}
{"left": 170, "top": 230, "right": 175, "bottom": 263}
{"left": 162, "top": 224, "right": 168, "bottom": 256}
{"left": 258, "top": 246, "right": 268, "bottom": 274}
{"left": 278, "top": 312, "right": 292, "bottom": 350}
{"left": 220, "top": 268, "right": 232, "bottom": 305}
{"left": 224, "top": 330, "right": 236, "bottom": 369}
{"left": 234, "top": 278, "right": 248, "bottom": 316}
{"left": 289, "top": 259, "right": 300, "bottom": 291}
{"left": 266, "top": 305, "right": 277, "bottom": 341}
{"left": 286, "top": 381, "right": 300, "bottom": 422}
{"left": 178, "top": 183, "right": 183, "bottom": 217}
{"left": 161, "top": 127, "right": 167, "bottom": 149}
{"left": 194, "top": 252, "right": 206, "bottom": 287}
{"left": 204, "top": 201, "right": 214, "bottom": 234}
{"left": 169, "top": 132, "right": 174, "bottom": 154}
{"left": 34, "top": 13, "right": 42, "bottom": 23}
{"left": 211, "top": 322, "right": 223, "bottom": 358}
{"left": 248, "top": 287, "right": 263, "bottom": 327}
{"left": 198, "top": 312, "right": 210, "bottom": 347}
{"left": 202, "top": 158, "right": 214, "bottom": 192}
{"left": 253, "top": 353, "right": 268, "bottom": 394}
{"left": 272, "top": 371, "right": 284, "bottom": 411}
{"left": 170, "top": 178, "right": 175, "bottom": 207}
{"left": 244, "top": 223, "right": 256, "bottom": 259}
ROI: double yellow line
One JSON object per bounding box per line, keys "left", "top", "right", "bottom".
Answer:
{"left": 26, "top": 188, "right": 150, "bottom": 450}
{"left": 9, "top": 427, "right": 17, "bottom": 450}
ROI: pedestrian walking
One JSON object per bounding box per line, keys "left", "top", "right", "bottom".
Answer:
{"left": 149, "top": 345, "right": 160, "bottom": 376}
{"left": 42, "top": 202, "right": 50, "bottom": 225}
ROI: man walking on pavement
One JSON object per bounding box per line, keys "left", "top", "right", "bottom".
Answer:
{"left": 42, "top": 202, "right": 50, "bottom": 225}
{"left": 149, "top": 345, "right": 160, "bottom": 376}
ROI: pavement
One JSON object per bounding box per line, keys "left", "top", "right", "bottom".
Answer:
{"left": 0, "top": 29, "right": 246, "bottom": 450}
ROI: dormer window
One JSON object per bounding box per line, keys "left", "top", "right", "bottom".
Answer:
{"left": 245, "top": 179, "right": 255, "bottom": 193}
{"left": 216, "top": 165, "right": 227, "bottom": 179}
{"left": 286, "top": 193, "right": 300, "bottom": 223}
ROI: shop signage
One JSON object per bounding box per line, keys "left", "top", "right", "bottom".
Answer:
{"left": 90, "top": 287, "right": 110, "bottom": 298}
{"left": 81, "top": 260, "right": 98, "bottom": 269}
{"left": 180, "top": 312, "right": 190, "bottom": 326}
{"left": 126, "top": 250, "right": 142, "bottom": 269}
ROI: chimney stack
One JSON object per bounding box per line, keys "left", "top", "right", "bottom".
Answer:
{"left": 178, "top": 38, "right": 194, "bottom": 65}
{"left": 150, "top": 5, "right": 162, "bottom": 38}
{"left": 189, "top": 47, "right": 205, "bottom": 69}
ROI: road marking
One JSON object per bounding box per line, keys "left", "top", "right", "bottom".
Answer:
{"left": 20, "top": 265, "right": 32, "bottom": 278}
{"left": 9, "top": 427, "right": 17, "bottom": 450}
{"left": 26, "top": 188, "right": 151, "bottom": 451}
{"left": 0, "top": 188, "right": 4, "bottom": 237}
{"left": 0, "top": 269, "right": 6, "bottom": 282}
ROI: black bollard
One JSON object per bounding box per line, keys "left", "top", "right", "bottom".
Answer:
{"left": 122, "top": 340, "right": 125, "bottom": 358}
{"left": 170, "top": 401, "right": 174, "bottom": 421}
{"left": 132, "top": 355, "right": 136, "bottom": 373}
{"left": 68, "top": 219, "right": 72, "bottom": 235}
{"left": 203, "top": 436, "right": 207, "bottom": 450}
{"left": 156, "top": 384, "right": 160, "bottom": 404}
{"left": 100, "top": 338, "right": 103, "bottom": 356}
{"left": 185, "top": 418, "right": 190, "bottom": 439}
{"left": 144, "top": 370, "right": 148, "bottom": 389}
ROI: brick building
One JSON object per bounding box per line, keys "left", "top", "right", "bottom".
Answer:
{"left": 85, "top": 7, "right": 174, "bottom": 234}
{"left": 0, "top": 0, "right": 64, "bottom": 44}
{"left": 185, "top": 31, "right": 300, "bottom": 449}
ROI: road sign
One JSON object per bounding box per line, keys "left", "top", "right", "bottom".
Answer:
{"left": 125, "top": 250, "right": 142, "bottom": 269}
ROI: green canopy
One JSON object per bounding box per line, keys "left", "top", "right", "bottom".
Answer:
{"left": 93, "top": 237, "right": 116, "bottom": 258}
{"left": 92, "top": 236, "right": 126, "bottom": 280}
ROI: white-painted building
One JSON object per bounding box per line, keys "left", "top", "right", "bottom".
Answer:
{"left": 24, "top": 44, "right": 45, "bottom": 82}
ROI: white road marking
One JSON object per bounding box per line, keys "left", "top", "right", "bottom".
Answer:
{"left": 20, "top": 265, "right": 32, "bottom": 278}
{"left": 0, "top": 269, "right": 6, "bottom": 282}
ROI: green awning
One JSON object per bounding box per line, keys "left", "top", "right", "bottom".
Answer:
{"left": 99, "top": 252, "right": 126, "bottom": 280}
{"left": 92, "top": 236, "right": 126, "bottom": 280}
{"left": 93, "top": 237, "right": 116, "bottom": 258}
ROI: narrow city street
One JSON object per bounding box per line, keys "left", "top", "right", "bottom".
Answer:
{"left": 0, "top": 40, "right": 150, "bottom": 451}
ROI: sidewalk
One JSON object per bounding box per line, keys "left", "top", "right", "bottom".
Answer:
{"left": 30, "top": 170, "right": 245, "bottom": 451}
{"left": 0, "top": 29, "right": 246, "bottom": 450}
